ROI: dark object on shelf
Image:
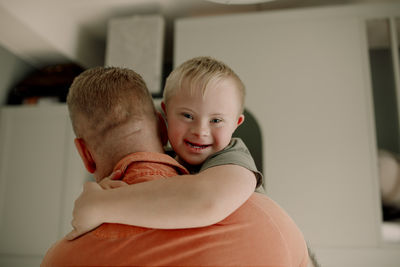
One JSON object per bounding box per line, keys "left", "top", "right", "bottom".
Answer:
{"left": 7, "top": 63, "right": 85, "bottom": 105}
{"left": 382, "top": 204, "right": 400, "bottom": 221}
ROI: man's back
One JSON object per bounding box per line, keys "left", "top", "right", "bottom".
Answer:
{"left": 42, "top": 152, "right": 308, "bottom": 267}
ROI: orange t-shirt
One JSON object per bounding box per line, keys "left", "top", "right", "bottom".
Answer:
{"left": 42, "top": 152, "right": 308, "bottom": 266}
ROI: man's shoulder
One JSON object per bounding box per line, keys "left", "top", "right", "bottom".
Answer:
{"left": 245, "top": 193, "right": 280, "bottom": 215}
{"left": 244, "top": 193, "right": 308, "bottom": 261}
{"left": 235, "top": 193, "right": 298, "bottom": 231}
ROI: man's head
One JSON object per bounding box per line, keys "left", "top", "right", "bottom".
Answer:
{"left": 67, "top": 66, "right": 164, "bottom": 181}
{"left": 161, "top": 57, "right": 245, "bottom": 165}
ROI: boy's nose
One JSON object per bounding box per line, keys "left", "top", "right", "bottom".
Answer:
{"left": 191, "top": 122, "right": 209, "bottom": 137}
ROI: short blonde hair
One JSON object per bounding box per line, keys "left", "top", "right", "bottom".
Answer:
{"left": 163, "top": 56, "right": 245, "bottom": 113}
{"left": 67, "top": 67, "right": 157, "bottom": 140}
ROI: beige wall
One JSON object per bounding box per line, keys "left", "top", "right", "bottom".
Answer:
{"left": 175, "top": 3, "right": 400, "bottom": 266}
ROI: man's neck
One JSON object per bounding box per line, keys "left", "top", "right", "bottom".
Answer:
{"left": 92, "top": 122, "right": 165, "bottom": 181}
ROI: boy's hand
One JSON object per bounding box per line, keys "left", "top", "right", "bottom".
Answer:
{"left": 65, "top": 181, "right": 104, "bottom": 240}
{"left": 65, "top": 171, "right": 128, "bottom": 240}
{"left": 98, "top": 170, "right": 127, "bottom": 189}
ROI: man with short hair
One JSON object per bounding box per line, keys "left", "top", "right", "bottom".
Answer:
{"left": 41, "top": 66, "right": 309, "bottom": 267}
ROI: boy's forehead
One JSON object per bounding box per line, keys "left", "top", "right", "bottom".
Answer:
{"left": 171, "top": 78, "right": 243, "bottom": 115}
{"left": 180, "top": 76, "right": 240, "bottom": 97}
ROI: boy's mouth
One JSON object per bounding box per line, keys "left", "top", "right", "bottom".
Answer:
{"left": 184, "top": 140, "right": 211, "bottom": 149}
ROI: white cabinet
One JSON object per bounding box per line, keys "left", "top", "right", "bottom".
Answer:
{"left": 175, "top": 3, "right": 400, "bottom": 266}
{"left": 0, "top": 105, "right": 87, "bottom": 267}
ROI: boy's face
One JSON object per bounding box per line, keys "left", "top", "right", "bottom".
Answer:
{"left": 163, "top": 77, "right": 244, "bottom": 166}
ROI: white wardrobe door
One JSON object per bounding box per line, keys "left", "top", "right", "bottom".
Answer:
{"left": 0, "top": 105, "right": 83, "bottom": 266}
{"left": 175, "top": 8, "right": 380, "bottom": 248}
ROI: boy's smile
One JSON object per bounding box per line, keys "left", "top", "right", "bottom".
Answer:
{"left": 163, "top": 77, "right": 244, "bottom": 166}
{"left": 184, "top": 140, "right": 212, "bottom": 151}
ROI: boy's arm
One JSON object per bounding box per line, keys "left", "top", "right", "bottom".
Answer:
{"left": 66, "top": 165, "right": 256, "bottom": 240}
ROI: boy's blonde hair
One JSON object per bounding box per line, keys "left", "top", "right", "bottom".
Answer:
{"left": 163, "top": 56, "right": 245, "bottom": 114}
{"left": 67, "top": 67, "right": 157, "bottom": 141}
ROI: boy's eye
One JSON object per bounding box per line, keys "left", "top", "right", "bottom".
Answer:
{"left": 211, "top": 118, "right": 222, "bottom": 123}
{"left": 182, "top": 113, "right": 193, "bottom": 119}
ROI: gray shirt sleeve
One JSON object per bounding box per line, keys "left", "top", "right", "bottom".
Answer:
{"left": 200, "top": 138, "right": 265, "bottom": 193}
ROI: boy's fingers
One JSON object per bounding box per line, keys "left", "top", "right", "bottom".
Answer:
{"left": 65, "top": 229, "right": 79, "bottom": 240}
{"left": 99, "top": 178, "right": 128, "bottom": 189}
{"left": 66, "top": 218, "right": 82, "bottom": 240}
{"left": 109, "top": 180, "right": 128, "bottom": 188}
{"left": 110, "top": 170, "right": 123, "bottom": 180}
{"left": 83, "top": 181, "right": 99, "bottom": 191}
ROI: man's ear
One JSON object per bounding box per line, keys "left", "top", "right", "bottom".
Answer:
{"left": 157, "top": 112, "right": 169, "bottom": 146}
{"left": 74, "top": 138, "right": 96, "bottom": 173}
{"left": 161, "top": 101, "right": 167, "bottom": 117}
{"left": 236, "top": 114, "right": 245, "bottom": 128}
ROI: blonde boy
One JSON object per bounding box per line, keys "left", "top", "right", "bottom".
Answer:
{"left": 66, "top": 57, "right": 263, "bottom": 239}
{"left": 161, "top": 57, "right": 262, "bottom": 185}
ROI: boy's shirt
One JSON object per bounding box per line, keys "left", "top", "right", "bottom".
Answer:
{"left": 166, "top": 137, "right": 265, "bottom": 193}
